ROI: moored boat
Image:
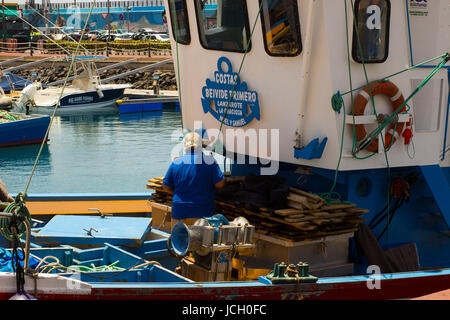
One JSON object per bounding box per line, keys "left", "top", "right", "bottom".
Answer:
{"left": 12, "top": 59, "right": 131, "bottom": 116}
{"left": 0, "top": 111, "right": 50, "bottom": 148}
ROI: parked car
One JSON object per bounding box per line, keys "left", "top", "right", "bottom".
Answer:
{"left": 114, "top": 33, "right": 134, "bottom": 41}
{"left": 96, "top": 34, "right": 115, "bottom": 42}
{"left": 143, "top": 33, "right": 170, "bottom": 42}
{"left": 61, "top": 33, "right": 89, "bottom": 41}
{"left": 87, "top": 30, "right": 104, "bottom": 39}
{"left": 133, "top": 28, "right": 167, "bottom": 40}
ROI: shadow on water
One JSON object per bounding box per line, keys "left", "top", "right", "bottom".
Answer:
{"left": 0, "top": 144, "right": 51, "bottom": 166}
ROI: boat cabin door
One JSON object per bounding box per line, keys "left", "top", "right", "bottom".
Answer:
{"left": 407, "top": 0, "right": 449, "bottom": 135}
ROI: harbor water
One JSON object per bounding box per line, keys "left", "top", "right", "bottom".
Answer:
{"left": 0, "top": 110, "right": 186, "bottom": 195}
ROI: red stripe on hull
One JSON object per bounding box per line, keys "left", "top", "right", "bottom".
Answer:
{"left": 302, "top": 272, "right": 450, "bottom": 300}
{"left": 0, "top": 139, "right": 48, "bottom": 148}
{"left": 1, "top": 273, "right": 449, "bottom": 300}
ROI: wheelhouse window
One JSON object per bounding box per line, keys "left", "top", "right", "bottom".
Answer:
{"left": 260, "top": 0, "right": 302, "bottom": 56}
{"left": 352, "top": 0, "right": 391, "bottom": 63}
{"left": 194, "top": 0, "right": 251, "bottom": 53}
{"left": 168, "top": 0, "right": 191, "bottom": 44}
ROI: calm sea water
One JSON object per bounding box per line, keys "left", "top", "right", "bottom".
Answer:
{"left": 0, "top": 111, "right": 186, "bottom": 195}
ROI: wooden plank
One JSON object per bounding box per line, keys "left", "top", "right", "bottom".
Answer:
{"left": 344, "top": 208, "right": 370, "bottom": 214}
{"left": 27, "top": 200, "right": 152, "bottom": 216}
{"left": 310, "top": 219, "right": 332, "bottom": 226}
{"left": 283, "top": 211, "right": 361, "bottom": 223}
{"left": 287, "top": 194, "right": 313, "bottom": 209}
{"left": 291, "top": 223, "right": 317, "bottom": 231}
{"left": 287, "top": 200, "right": 305, "bottom": 210}
{"left": 274, "top": 208, "right": 304, "bottom": 216}
{"left": 289, "top": 187, "right": 323, "bottom": 203}
{"left": 322, "top": 204, "right": 357, "bottom": 211}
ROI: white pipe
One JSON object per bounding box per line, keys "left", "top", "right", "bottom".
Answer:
{"left": 296, "top": 0, "right": 318, "bottom": 149}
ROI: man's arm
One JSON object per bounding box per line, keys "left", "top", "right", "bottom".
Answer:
{"left": 162, "top": 184, "right": 174, "bottom": 193}
{"left": 215, "top": 179, "right": 226, "bottom": 189}
{"left": 162, "top": 164, "right": 174, "bottom": 194}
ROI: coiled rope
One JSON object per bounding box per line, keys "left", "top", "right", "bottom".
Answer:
{"left": 0, "top": 3, "right": 96, "bottom": 284}
{"left": 0, "top": 193, "right": 31, "bottom": 241}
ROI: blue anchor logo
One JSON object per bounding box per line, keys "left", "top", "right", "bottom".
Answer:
{"left": 201, "top": 57, "right": 260, "bottom": 127}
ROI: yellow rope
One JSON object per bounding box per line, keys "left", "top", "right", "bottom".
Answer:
{"left": 23, "top": 2, "right": 96, "bottom": 196}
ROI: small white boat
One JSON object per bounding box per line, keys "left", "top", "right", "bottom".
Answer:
{"left": 13, "top": 60, "right": 131, "bottom": 116}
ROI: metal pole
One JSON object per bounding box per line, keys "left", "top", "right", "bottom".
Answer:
{"left": 127, "top": 7, "right": 130, "bottom": 33}
{"left": 106, "top": 0, "right": 110, "bottom": 57}
{"left": 28, "top": 8, "right": 33, "bottom": 56}
{"left": 2, "top": 0, "right": 5, "bottom": 51}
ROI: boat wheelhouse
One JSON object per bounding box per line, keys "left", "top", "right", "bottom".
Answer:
{"left": 164, "top": 0, "right": 450, "bottom": 281}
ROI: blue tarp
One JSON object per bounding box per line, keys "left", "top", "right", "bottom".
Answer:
{"left": 0, "top": 247, "right": 39, "bottom": 272}
{"left": 0, "top": 72, "right": 32, "bottom": 93}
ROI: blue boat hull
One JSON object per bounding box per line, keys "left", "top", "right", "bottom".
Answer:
{"left": 0, "top": 114, "right": 51, "bottom": 148}
{"left": 34, "top": 88, "right": 126, "bottom": 116}
{"left": 231, "top": 159, "right": 450, "bottom": 271}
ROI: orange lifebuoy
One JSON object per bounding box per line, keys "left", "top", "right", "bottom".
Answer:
{"left": 353, "top": 81, "right": 406, "bottom": 153}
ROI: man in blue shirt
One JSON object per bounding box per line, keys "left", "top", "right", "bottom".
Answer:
{"left": 163, "top": 132, "right": 225, "bottom": 228}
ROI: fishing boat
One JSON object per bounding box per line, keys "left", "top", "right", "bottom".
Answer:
{"left": 155, "top": 0, "right": 450, "bottom": 299}
{"left": 12, "top": 59, "right": 131, "bottom": 116}
{"left": 1, "top": 0, "right": 450, "bottom": 301}
{"left": 0, "top": 110, "right": 50, "bottom": 148}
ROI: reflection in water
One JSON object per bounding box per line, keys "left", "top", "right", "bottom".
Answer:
{"left": 0, "top": 111, "right": 183, "bottom": 194}
{"left": 119, "top": 111, "right": 163, "bottom": 122}
{"left": 0, "top": 144, "right": 52, "bottom": 194}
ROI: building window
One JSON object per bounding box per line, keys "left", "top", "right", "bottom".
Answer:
{"left": 259, "top": 0, "right": 302, "bottom": 57}
{"left": 168, "top": 0, "right": 191, "bottom": 44}
{"left": 194, "top": 0, "right": 251, "bottom": 53}
{"left": 352, "top": 0, "right": 391, "bottom": 63}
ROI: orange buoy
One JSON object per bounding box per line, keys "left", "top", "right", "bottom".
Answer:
{"left": 353, "top": 81, "right": 406, "bottom": 153}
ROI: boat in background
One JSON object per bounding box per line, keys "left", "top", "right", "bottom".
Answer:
{"left": 12, "top": 59, "right": 131, "bottom": 116}
{"left": 0, "top": 71, "right": 32, "bottom": 95}
{"left": 0, "top": 110, "right": 50, "bottom": 148}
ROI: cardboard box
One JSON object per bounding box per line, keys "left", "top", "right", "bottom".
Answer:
{"left": 150, "top": 202, "right": 172, "bottom": 233}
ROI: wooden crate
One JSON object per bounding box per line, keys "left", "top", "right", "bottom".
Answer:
{"left": 181, "top": 259, "right": 228, "bottom": 282}
{"left": 150, "top": 202, "right": 172, "bottom": 233}
{"left": 252, "top": 231, "right": 354, "bottom": 277}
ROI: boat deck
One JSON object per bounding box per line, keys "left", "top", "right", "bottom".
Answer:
{"left": 27, "top": 199, "right": 152, "bottom": 216}
{"left": 17, "top": 194, "right": 153, "bottom": 217}
{"left": 413, "top": 289, "right": 450, "bottom": 300}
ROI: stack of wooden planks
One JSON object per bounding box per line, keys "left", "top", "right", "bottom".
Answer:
{"left": 147, "top": 177, "right": 368, "bottom": 242}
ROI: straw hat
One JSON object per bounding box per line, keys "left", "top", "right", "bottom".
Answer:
{"left": 183, "top": 132, "right": 202, "bottom": 151}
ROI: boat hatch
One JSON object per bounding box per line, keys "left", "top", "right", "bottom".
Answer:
{"left": 33, "top": 215, "right": 152, "bottom": 246}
